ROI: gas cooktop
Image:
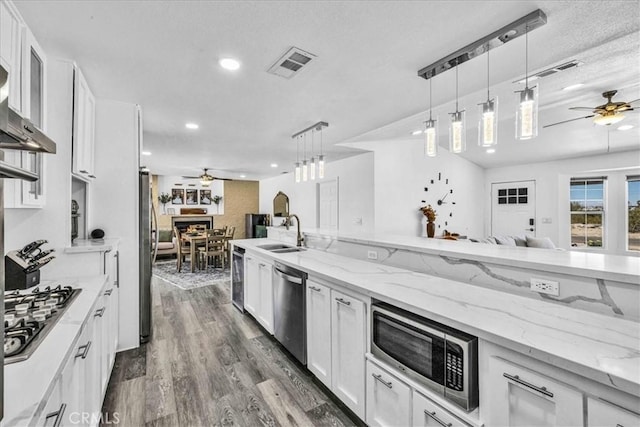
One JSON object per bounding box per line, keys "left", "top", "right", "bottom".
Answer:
{"left": 4, "top": 285, "right": 81, "bottom": 364}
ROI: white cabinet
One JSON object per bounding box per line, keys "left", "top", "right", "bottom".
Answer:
{"left": 331, "top": 289, "right": 366, "bottom": 418}
{"left": 485, "top": 356, "right": 584, "bottom": 427}
{"left": 4, "top": 149, "right": 46, "bottom": 208}
{"left": 306, "top": 280, "right": 332, "bottom": 388}
{"left": 0, "top": 0, "right": 23, "bottom": 113}
{"left": 72, "top": 65, "right": 96, "bottom": 179}
{"left": 587, "top": 397, "right": 640, "bottom": 427}
{"left": 22, "top": 25, "right": 47, "bottom": 129}
{"left": 413, "top": 391, "right": 471, "bottom": 427}
{"left": 366, "top": 360, "right": 411, "bottom": 427}
{"left": 244, "top": 253, "right": 274, "bottom": 333}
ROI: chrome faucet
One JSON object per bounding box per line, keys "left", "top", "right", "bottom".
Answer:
{"left": 285, "top": 214, "right": 304, "bottom": 247}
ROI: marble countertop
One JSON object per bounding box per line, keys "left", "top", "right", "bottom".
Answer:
{"left": 234, "top": 238, "right": 640, "bottom": 397}
{"left": 64, "top": 237, "right": 120, "bottom": 254}
{"left": 268, "top": 227, "right": 640, "bottom": 284}
{"left": 2, "top": 275, "right": 109, "bottom": 427}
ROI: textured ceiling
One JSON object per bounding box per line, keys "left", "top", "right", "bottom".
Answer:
{"left": 16, "top": 0, "right": 640, "bottom": 179}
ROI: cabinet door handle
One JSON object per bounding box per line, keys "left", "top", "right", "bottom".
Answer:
{"left": 259, "top": 263, "right": 266, "bottom": 267}
{"left": 309, "top": 286, "right": 322, "bottom": 292}
{"left": 372, "top": 373, "right": 392, "bottom": 388}
{"left": 88, "top": 174, "right": 96, "bottom": 178}
{"left": 424, "top": 410, "right": 452, "bottom": 427}
{"left": 335, "top": 297, "right": 351, "bottom": 306}
{"left": 104, "top": 289, "right": 113, "bottom": 296}
{"left": 115, "top": 251, "right": 120, "bottom": 288}
{"left": 79, "top": 170, "right": 88, "bottom": 174}
{"left": 95, "top": 307, "right": 106, "bottom": 317}
{"left": 75, "top": 341, "right": 92, "bottom": 359}
{"left": 503, "top": 373, "right": 554, "bottom": 398}
{"left": 45, "top": 403, "right": 67, "bottom": 427}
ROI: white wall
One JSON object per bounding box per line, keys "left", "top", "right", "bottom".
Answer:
{"left": 156, "top": 175, "right": 224, "bottom": 215}
{"left": 484, "top": 150, "right": 640, "bottom": 254}
{"left": 259, "top": 152, "right": 375, "bottom": 233}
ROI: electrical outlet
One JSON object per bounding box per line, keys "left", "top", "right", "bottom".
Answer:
{"left": 367, "top": 250, "right": 378, "bottom": 260}
{"left": 530, "top": 278, "right": 559, "bottom": 296}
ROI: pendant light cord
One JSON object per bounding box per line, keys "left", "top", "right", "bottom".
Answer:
{"left": 455, "top": 59, "right": 459, "bottom": 111}
{"left": 429, "top": 78, "right": 433, "bottom": 120}
{"left": 296, "top": 136, "right": 300, "bottom": 162}
{"left": 311, "top": 129, "right": 314, "bottom": 157}
{"left": 525, "top": 23, "right": 529, "bottom": 88}
{"left": 486, "top": 44, "right": 490, "bottom": 100}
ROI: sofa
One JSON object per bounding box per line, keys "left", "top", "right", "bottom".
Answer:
{"left": 470, "top": 234, "right": 560, "bottom": 249}
{"left": 154, "top": 229, "right": 177, "bottom": 257}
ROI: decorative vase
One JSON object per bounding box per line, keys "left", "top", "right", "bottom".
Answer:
{"left": 427, "top": 221, "right": 435, "bottom": 238}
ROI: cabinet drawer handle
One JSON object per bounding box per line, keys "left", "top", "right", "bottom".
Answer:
{"left": 424, "top": 410, "right": 452, "bottom": 427}
{"left": 45, "top": 403, "right": 67, "bottom": 427}
{"left": 335, "top": 297, "right": 351, "bottom": 306}
{"left": 75, "top": 341, "right": 92, "bottom": 359}
{"left": 79, "top": 170, "right": 88, "bottom": 174}
{"left": 309, "top": 286, "right": 322, "bottom": 292}
{"left": 95, "top": 307, "right": 106, "bottom": 317}
{"left": 88, "top": 174, "right": 96, "bottom": 178}
{"left": 503, "top": 373, "right": 554, "bottom": 398}
{"left": 372, "top": 373, "right": 392, "bottom": 388}
{"left": 104, "top": 289, "right": 113, "bottom": 296}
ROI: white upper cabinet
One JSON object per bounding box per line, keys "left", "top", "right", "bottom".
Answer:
{"left": 72, "top": 65, "right": 96, "bottom": 179}
{"left": 0, "top": 0, "right": 23, "bottom": 113}
{"left": 22, "top": 25, "right": 47, "bottom": 129}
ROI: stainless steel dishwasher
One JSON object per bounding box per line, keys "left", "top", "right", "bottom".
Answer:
{"left": 273, "top": 261, "right": 308, "bottom": 365}
{"left": 231, "top": 246, "right": 245, "bottom": 311}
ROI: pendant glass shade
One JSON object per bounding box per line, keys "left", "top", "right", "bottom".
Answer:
{"left": 449, "top": 110, "right": 466, "bottom": 153}
{"left": 478, "top": 97, "right": 498, "bottom": 147}
{"left": 302, "top": 160, "right": 308, "bottom": 182}
{"left": 515, "top": 85, "right": 538, "bottom": 140}
{"left": 310, "top": 157, "right": 316, "bottom": 180}
{"left": 294, "top": 162, "right": 301, "bottom": 183}
{"left": 318, "top": 155, "right": 325, "bottom": 179}
{"left": 424, "top": 118, "right": 438, "bottom": 157}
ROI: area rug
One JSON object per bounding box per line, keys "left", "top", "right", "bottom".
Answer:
{"left": 153, "top": 260, "right": 230, "bottom": 290}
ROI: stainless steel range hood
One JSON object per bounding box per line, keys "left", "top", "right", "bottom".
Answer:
{"left": 0, "top": 65, "right": 56, "bottom": 154}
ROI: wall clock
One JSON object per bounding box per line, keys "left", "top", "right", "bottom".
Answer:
{"left": 422, "top": 172, "right": 456, "bottom": 229}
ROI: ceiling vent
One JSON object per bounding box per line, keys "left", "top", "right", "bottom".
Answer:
{"left": 267, "top": 47, "right": 316, "bottom": 79}
{"left": 513, "top": 60, "right": 583, "bottom": 83}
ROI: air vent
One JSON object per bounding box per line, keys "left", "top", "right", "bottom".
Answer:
{"left": 267, "top": 47, "right": 316, "bottom": 79}
{"left": 513, "top": 60, "right": 583, "bottom": 83}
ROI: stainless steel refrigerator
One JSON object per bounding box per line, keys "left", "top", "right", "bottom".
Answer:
{"left": 245, "top": 213, "right": 268, "bottom": 238}
{"left": 139, "top": 170, "right": 157, "bottom": 344}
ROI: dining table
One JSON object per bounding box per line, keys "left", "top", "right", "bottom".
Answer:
{"left": 181, "top": 229, "right": 227, "bottom": 272}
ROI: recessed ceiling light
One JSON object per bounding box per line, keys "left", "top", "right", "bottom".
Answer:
{"left": 270, "top": 163, "right": 278, "bottom": 168}
{"left": 411, "top": 130, "right": 423, "bottom": 136}
{"left": 562, "top": 83, "right": 584, "bottom": 91}
{"left": 239, "top": 174, "right": 246, "bottom": 178}
{"left": 219, "top": 58, "right": 240, "bottom": 71}
{"left": 486, "top": 148, "right": 496, "bottom": 154}
{"left": 185, "top": 123, "right": 199, "bottom": 130}
{"left": 618, "top": 125, "right": 634, "bottom": 131}
{"left": 142, "top": 151, "right": 152, "bottom": 156}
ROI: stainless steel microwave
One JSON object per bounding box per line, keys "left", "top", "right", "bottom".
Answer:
{"left": 371, "top": 301, "right": 478, "bottom": 411}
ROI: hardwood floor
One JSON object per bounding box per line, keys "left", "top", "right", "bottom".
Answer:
{"left": 102, "top": 275, "right": 360, "bottom": 427}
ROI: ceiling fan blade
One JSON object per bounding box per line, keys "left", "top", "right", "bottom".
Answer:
{"left": 568, "top": 107, "right": 596, "bottom": 111}
{"left": 543, "top": 115, "right": 595, "bottom": 128}
{"left": 213, "top": 177, "right": 233, "bottom": 181}
{"left": 181, "top": 175, "right": 200, "bottom": 179}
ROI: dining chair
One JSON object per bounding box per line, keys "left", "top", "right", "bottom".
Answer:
{"left": 199, "top": 234, "right": 227, "bottom": 269}
{"left": 174, "top": 227, "right": 192, "bottom": 272}
{"left": 224, "top": 226, "right": 236, "bottom": 266}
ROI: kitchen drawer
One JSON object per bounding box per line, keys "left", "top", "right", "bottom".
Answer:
{"left": 366, "top": 359, "right": 411, "bottom": 427}
{"left": 413, "top": 391, "right": 471, "bottom": 427}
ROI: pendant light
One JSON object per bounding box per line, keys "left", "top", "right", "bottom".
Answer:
{"left": 424, "top": 77, "right": 438, "bottom": 157}
{"left": 294, "top": 136, "right": 301, "bottom": 183}
{"left": 302, "top": 133, "right": 308, "bottom": 182}
{"left": 449, "top": 59, "right": 466, "bottom": 153}
{"left": 515, "top": 23, "right": 538, "bottom": 140}
{"left": 318, "top": 125, "right": 325, "bottom": 179}
{"left": 478, "top": 45, "right": 498, "bottom": 147}
{"left": 310, "top": 130, "right": 316, "bottom": 180}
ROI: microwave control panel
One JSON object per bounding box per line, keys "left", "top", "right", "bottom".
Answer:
{"left": 446, "top": 350, "right": 464, "bottom": 391}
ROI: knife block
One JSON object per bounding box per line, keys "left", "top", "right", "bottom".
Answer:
{"left": 5, "top": 252, "right": 40, "bottom": 291}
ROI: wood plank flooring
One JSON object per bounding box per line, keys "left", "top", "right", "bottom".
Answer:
{"left": 101, "top": 274, "right": 360, "bottom": 427}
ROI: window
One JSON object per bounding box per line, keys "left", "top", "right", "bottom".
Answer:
{"left": 570, "top": 178, "right": 605, "bottom": 248}
{"left": 628, "top": 176, "right": 640, "bottom": 252}
{"left": 497, "top": 187, "right": 528, "bottom": 205}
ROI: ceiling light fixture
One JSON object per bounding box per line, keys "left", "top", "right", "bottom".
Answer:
{"left": 562, "top": 83, "right": 584, "bottom": 91}
{"left": 292, "top": 121, "right": 329, "bottom": 182}
{"left": 449, "top": 59, "right": 466, "bottom": 154}
{"left": 294, "top": 136, "right": 301, "bottom": 183}
{"left": 302, "top": 133, "right": 308, "bottom": 182}
{"left": 240, "top": 174, "right": 247, "bottom": 178}
{"left": 185, "top": 123, "right": 199, "bottom": 130}
{"left": 219, "top": 58, "right": 240, "bottom": 71}
{"left": 425, "top": 77, "right": 438, "bottom": 157}
{"left": 478, "top": 45, "right": 498, "bottom": 147}
{"left": 593, "top": 112, "right": 625, "bottom": 126}
{"left": 318, "top": 124, "right": 326, "bottom": 179}
{"left": 486, "top": 148, "right": 496, "bottom": 154}
{"left": 270, "top": 163, "right": 278, "bottom": 168}
{"left": 515, "top": 23, "right": 539, "bottom": 140}
{"left": 142, "top": 151, "right": 151, "bottom": 156}
{"left": 618, "top": 124, "right": 634, "bottom": 131}
{"left": 310, "top": 130, "right": 316, "bottom": 180}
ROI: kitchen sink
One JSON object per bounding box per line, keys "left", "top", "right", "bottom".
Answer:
{"left": 257, "top": 243, "right": 292, "bottom": 251}
{"left": 270, "top": 247, "right": 306, "bottom": 253}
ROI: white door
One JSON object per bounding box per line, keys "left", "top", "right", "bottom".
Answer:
{"left": 318, "top": 179, "right": 339, "bottom": 229}
{"left": 491, "top": 180, "right": 536, "bottom": 237}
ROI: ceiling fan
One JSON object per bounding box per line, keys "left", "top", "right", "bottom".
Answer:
{"left": 181, "top": 168, "right": 232, "bottom": 183}
{"left": 544, "top": 90, "right": 639, "bottom": 128}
